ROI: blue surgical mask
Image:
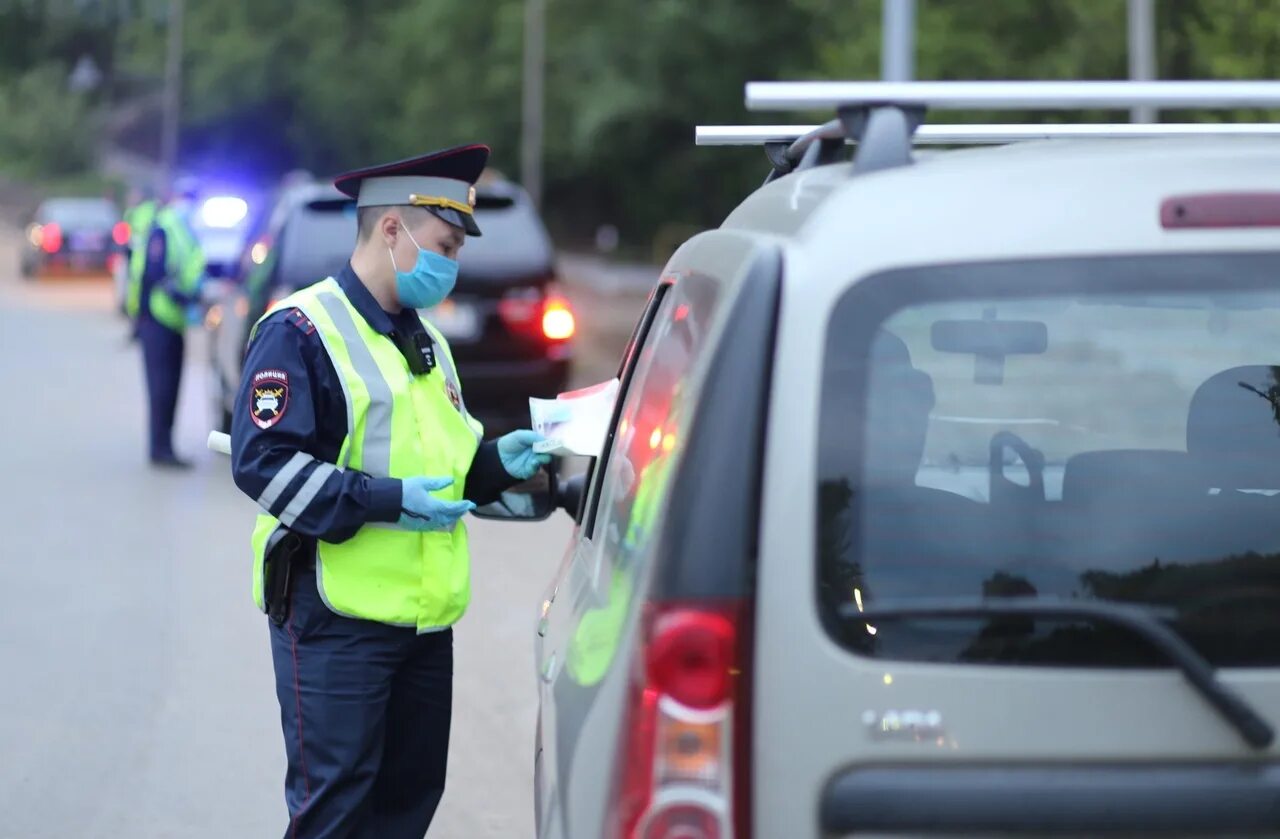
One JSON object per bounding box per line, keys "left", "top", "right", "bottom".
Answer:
{"left": 389, "top": 221, "right": 458, "bottom": 309}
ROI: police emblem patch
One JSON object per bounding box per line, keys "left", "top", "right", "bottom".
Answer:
{"left": 445, "top": 380, "right": 462, "bottom": 411}
{"left": 250, "top": 369, "right": 290, "bottom": 429}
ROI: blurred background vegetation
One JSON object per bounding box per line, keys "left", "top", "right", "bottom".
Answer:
{"left": 1, "top": 0, "right": 1279, "bottom": 252}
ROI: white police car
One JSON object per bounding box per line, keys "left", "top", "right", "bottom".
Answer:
{"left": 479, "top": 81, "right": 1280, "bottom": 838}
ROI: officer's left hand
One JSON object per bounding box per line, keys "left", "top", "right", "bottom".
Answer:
{"left": 497, "top": 429, "right": 553, "bottom": 480}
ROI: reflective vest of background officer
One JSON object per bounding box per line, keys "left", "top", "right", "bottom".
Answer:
{"left": 127, "top": 179, "right": 205, "bottom": 467}
{"left": 228, "top": 144, "right": 552, "bottom": 839}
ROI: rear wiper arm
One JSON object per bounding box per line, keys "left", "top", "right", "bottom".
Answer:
{"left": 843, "top": 597, "right": 1274, "bottom": 750}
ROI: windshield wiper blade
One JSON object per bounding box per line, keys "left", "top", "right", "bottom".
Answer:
{"left": 843, "top": 596, "right": 1274, "bottom": 750}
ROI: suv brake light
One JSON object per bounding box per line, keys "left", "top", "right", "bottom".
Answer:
{"left": 499, "top": 282, "right": 576, "bottom": 342}
{"left": 614, "top": 601, "right": 749, "bottom": 839}
{"left": 41, "top": 222, "right": 62, "bottom": 254}
{"left": 542, "top": 297, "right": 576, "bottom": 341}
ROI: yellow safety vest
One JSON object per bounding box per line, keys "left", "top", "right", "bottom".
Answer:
{"left": 249, "top": 277, "right": 484, "bottom": 632}
{"left": 127, "top": 203, "right": 205, "bottom": 332}
{"left": 123, "top": 200, "right": 153, "bottom": 250}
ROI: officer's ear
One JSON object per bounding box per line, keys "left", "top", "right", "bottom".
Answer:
{"left": 378, "top": 211, "right": 402, "bottom": 247}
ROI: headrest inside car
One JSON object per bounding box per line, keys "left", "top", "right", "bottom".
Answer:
{"left": 1186, "top": 364, "right": 1280, "bottom": 488}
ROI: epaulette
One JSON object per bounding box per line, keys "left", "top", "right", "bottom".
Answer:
{"left": 284, "top": 307, "right": 316, "bottom": 335}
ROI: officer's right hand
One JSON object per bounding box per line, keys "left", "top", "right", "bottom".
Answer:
{"left": 398, "top": 476, "right": 476, "bottom": 532}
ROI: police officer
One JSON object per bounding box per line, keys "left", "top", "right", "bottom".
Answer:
{"left": 229, "top": 144, "right": 551, "bottom": 839}
{"left": 127, "top": 178, "right": 205, "bottom": 467}
{"left": 115, "top": 186, "right": 149, "bottom": 316}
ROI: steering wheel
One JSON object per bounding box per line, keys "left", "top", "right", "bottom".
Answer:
{"left": 989, "top": 430, "right": 1046, "bottom": 503}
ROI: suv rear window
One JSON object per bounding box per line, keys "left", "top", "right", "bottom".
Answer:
{"left": 276, "top": 199, "right": 357, "bottom": 291}
{"left": 40, "top": 198, "right": 116, "bottom": 228}
{"left": 817, "top": 253, "right": 1280, "bottom": 668}
{"left": 461, "top": 194, "right": 554, "bottom": 276}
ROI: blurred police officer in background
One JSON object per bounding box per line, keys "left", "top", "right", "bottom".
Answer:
{"left": 229, "top": 144, "right": 551, "bottom": 839}
{"left": 115, "top": 184, "right": 152, "bottom": 316}
{"left": 126, "top": 177, "right": 205, "bottom": 468}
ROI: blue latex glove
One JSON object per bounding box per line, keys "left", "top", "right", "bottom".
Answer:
{"left": 399, "top": 476, "right": 475, "bottom": 532}
{"left": 498, "top": 429, "right": 553, "bottom": 480}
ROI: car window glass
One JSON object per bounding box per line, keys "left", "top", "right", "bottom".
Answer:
{"left": 564, "top": 278, "right": 720, "bottom": 686}
{"left": 276, "top": 202, "right": 358, "bottom": 291}
{"left": 816, "top": 255, "right": 1280, "bottom": 668}
{"left": 41, "top": 198, "right": 116, "bottom": 227}
{"left": 458, "top": 196, "right": 554, "bottom": 275}
{"left": 580, "top": 284, "right": 669, "bottom": 536}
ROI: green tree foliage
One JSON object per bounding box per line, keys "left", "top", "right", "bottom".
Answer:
{"left": 0, "top": 65, "right": 96, "bottom": 177}
{"left": 6, "top": 0, "right": 1280, "bottom": 242}
{"left": 0, "top": 2, "right": 113, "bottom": 177}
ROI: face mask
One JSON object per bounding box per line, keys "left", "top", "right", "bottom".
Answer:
{"left": 389, "top": 221, "right": 458, "bottom": 309}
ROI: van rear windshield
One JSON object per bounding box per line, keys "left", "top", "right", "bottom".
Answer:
{"left": 816, "top": 253, "right": 1280, "bottom": 668}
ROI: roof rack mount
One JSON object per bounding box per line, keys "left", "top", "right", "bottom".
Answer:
{"left": 722, "top": 81, "right": 1280, "bottom": 183}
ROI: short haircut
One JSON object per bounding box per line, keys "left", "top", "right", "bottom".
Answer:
{"left": 356, "top": 206, "right": 386, "bottom": 242}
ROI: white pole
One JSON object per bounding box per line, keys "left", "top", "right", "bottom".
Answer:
{"left": 521, "top": 0, "right": 546, "bottom": 210}
{"left": 882, "top": 0, "right": 916, "bottom": 82}
{"left": 1128, "top": 0, "right": 1157, "bottom": 123}
{"left": 160, "top": 0, "right": 184, "bottom": 189}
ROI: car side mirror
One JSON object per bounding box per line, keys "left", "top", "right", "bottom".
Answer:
{"left": 557, "top": 470, "right": 587, "bottom": 522}
{"left": 471, "top": 468, "right": 558, "bottom": 522}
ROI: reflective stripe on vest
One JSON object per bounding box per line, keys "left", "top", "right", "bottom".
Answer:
{"left": 249, "top": 277, "right": 483, "bottom": 631}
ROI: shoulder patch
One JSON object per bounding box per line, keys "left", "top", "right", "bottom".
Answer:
{"left": 285, "top": 308, "right": 315, "bottom": 335}
{"left": 250, "top": 369, "right": 290, "bottom": 429}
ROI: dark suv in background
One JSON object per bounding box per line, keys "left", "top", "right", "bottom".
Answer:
{"left": 19, "top": 197, "right": 125, "bottom": 279}
{"left": 207, "top": 174, "right": 574, "bottom": 435}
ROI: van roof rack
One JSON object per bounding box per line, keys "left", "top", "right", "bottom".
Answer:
{"left": 703, "top": 81, "right": 1280, "bottom": 182}
{"left": 697, "top": 122, "right": 1280, "bottom": 146}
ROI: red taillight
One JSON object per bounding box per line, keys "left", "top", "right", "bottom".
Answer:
{"left": 112, "top": 221, "right": 131, "bottom": 246}
{"left": 614, "top": 602, "right": 749, "bottom": 839}
{"left": 498, "top": 290, "right": 540, "bottom": 329}
{"left": 649, "top": 611, "right": 735, "bottom": 710}
{"left": 41, "top": 222, "right": 62, "bottom": 253}
{"left": 499, "top": 283, "right": 576, "bottom": 342}
{"left": 542, "top": 298, "right": 576, "bottom": 341}
{"left": 618, "top": 686, "right": 660, "bottom": 837}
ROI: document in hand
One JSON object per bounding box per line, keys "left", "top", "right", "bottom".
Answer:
{"left": 529, "top": 378, "right": 620, "bottom": 457}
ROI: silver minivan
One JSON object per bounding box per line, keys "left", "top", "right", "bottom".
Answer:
{"left": 486, "top": 81, "right": 1280, "bottom": 838}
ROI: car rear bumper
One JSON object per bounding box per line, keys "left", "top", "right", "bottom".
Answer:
{"left": 33, "top": 251, "right": 114, "bottom": 273}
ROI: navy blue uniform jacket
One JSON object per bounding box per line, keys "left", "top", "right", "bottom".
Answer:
{"left": 230, "top": 264, "right": 512, "bottom": 543}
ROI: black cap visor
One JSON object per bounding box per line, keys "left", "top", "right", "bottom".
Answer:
{"left": 427, "top": 205, "right": 483, "bottom": 237}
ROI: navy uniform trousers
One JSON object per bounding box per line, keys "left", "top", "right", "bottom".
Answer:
{"left": 136, "top": 313, "right": 184, "bottom": 461}
{"left": 271, "top": 560, "right": 453, "bottom": 839}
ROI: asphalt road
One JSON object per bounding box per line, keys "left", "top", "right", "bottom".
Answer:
{"left": 0, "top": 227, "right": 578, "bottom": 838}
